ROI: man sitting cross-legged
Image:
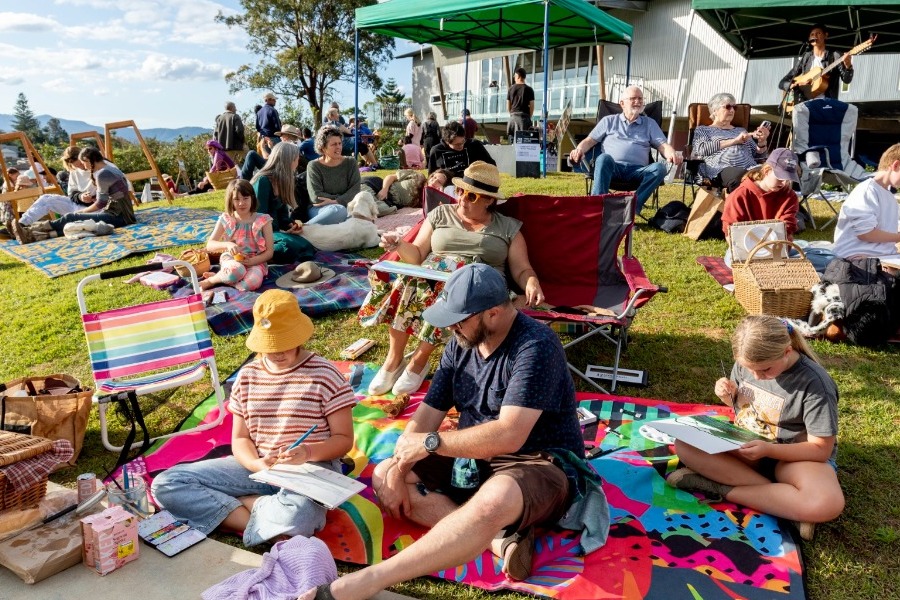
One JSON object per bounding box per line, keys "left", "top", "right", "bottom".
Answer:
{"left": 569, "top": 85, "right": 682, "bottom": 213}
{"left": 300, "top": 263, "right": 587, "bottom": 600}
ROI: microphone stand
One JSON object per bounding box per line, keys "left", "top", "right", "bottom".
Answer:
{"left": 774, "top": 40, "right": 809, "bottom": 149}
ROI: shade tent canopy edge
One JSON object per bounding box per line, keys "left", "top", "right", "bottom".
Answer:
{"left": 356, "top": 0, "right": 633, "bottom": 51}
{"left": 691, "top": 0, "right": 900, "bottom": 58}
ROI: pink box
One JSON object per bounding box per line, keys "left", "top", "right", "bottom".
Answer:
{"left": 81, "top": 505, "right": 140, "bottom": 576}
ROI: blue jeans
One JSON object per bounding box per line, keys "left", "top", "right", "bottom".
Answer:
{"left": 591, "top": 153, "right": 666, "bottom": 213}
{"left": 306, "top": 203, "right": 348, "bottom": 225}
{"left": 240, "top": 151, "right": 267, "bottom": 180}
{"left": 151, "top": 455, "right": 339, "bottom": 546}
{"left": 50, "top": 210, "right": 128, "bottom": 234}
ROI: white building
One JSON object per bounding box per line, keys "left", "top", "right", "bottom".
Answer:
{"left": 397, "top": 0, "right": 900, "bottom": 159}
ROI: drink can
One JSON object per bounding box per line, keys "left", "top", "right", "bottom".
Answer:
{"left": 77, "top": 473, "right": 97, "bottom": 503}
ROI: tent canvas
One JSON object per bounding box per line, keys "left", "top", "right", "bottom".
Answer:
{"left": 355, "top": 0, "right": 634, "bottom": 176}
{"left": 691, "top": 0, "right": 900, "bottom": 57}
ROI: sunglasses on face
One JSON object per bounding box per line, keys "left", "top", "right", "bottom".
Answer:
{"left": 722, "top": 104, "right": 737, "bottom": 111}
{"left": 460, "top": 191, "right": 490, "bottom": 203}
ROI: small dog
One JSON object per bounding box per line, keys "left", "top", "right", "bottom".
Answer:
{"left": 300, "top": 190, "right": 381, "bottom": 252}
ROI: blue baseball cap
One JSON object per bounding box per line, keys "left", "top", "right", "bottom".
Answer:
{"left": 423, "top": 264, "right": 508, "bottom": 328}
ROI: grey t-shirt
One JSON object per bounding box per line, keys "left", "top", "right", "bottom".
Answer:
{"left": 428, "top": 204, "right": 522, "bottom": 270}
{"left": 731, "top": 354, "right": 839, "bottom": 460}
{"left": 587, "top": 113, "right": 666, "bottom": 166}
{"left": 306, "top": 157, "right": 361, "bottom": 207}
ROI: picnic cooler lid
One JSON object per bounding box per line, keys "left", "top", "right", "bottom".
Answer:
{"left": 733, "top": 239, "right": 819, "bottom": 319}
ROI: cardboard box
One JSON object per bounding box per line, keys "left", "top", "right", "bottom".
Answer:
{"left": 81, "top": 505, "right": 139, "bottom": 576}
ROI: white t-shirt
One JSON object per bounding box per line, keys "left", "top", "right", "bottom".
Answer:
{"left": 832, "top": 178, "right": 899, "bottom": 258}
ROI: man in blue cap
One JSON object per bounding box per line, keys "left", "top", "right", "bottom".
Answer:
{"left": 303, "top": 263, "right": 585, "bottom": 600}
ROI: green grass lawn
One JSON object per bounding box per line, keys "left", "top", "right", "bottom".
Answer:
{"left": 2, "top": 173, "right": 898, "bottom": 599}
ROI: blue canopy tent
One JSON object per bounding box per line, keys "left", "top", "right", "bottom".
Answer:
{"left": 354, "top": 0, "right": 634, "bottom": 176}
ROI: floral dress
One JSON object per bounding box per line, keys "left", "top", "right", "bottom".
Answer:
{"left": 215, "top": 212, "right": 272, "bottom": 291}
{"left": 358, "top": 205, "right": 521, "bottom": 345}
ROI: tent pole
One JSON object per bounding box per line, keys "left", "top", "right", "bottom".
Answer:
{"left": 354, "top": 26, "right": 360, "bottom": 162}
{"left": 625, "top": 46, "right": 631, "bottom": 85}
{"left": 541, "top": 0, "right": 550, "bottom": 178}
{"left": 667, "top": 8, "right": 694, "bottom": 145}
{"left": 463, "top": 39, "right": 470, "bottom": 125}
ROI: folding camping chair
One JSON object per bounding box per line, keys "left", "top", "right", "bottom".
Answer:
{"left": 572, "top": 100, "right": 665, "bottom": 218}
{"left": 681, "top": 102, "right": 752, "bottom": 204}
{"left": 498, "top": 192, "right": 667, "bottom": 392}
{"left": 77, "top": 261, "right": 226, "bottom": 459}
{"left": 791, "top": 98, "right": 869, "bottom": 229}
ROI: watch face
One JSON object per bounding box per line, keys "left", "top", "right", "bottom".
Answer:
{"left": 424, "top": 432, "right": 440, "bottom": 452}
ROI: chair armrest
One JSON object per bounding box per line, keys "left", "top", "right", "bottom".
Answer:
{"left": 621, "top": 256, "right": 667, "bottom": 310}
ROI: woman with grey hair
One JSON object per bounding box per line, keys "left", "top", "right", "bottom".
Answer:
{"left": 251, "top": 142, "right": 315, "bottom": 263}
{"left": 691, "top": 92, "right": 771, "bottom": 193}
{"left": 304, "top": 126, "right": 357, "bottom": 224}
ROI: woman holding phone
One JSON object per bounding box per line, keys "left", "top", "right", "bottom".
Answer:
{"left": 691, "top": 93, "right": 771, "bottom": 194}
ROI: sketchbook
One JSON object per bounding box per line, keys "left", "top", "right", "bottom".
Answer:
{"left": 250, "top": 463, "right": 366, "bottom": 509}
{"left": 370, "top": 260, "right": 452, "bottom": 282}
{"left": 648, "top": 415, "right": 769, "bottom": 454}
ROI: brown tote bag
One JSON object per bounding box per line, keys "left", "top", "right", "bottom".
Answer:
{"left": 0, "top": 374, "right": 93, "bottom": 466}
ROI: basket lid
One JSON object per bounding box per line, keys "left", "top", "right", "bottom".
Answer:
{"left": 0, "top": 431, "right": 55, "bottom": 467}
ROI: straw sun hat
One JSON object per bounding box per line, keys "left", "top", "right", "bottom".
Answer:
{"left": 452, "top": 161, "right": 505, "bottom": 202}
{"left": 245, "top": 289, "right": 314, "bottom": 354}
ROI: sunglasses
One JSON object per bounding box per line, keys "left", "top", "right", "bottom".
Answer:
{"left": 460, "top": 190, "right": 490, "bottom": 203}
{"left": 722, "top": 104, "right": 737, "bottom": 111}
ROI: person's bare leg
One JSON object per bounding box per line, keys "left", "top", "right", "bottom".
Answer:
{"left": 300, "top": 475, "right": 524, "bottom": 600}
{"left": 675, "top": 440, "right": 771, "bottom": 487}
{"left": 220, "top": 495, "right": 258, "bottom": 531}
{"left": 370, "top": 460, "right": 458, "bottom": 528}
{"left": 382, "top": 327, "right": 412, "bottom": 372}
{"left": 727, "top": 461, "right": 844, "bottom": 522}
{"left": 406, "top": 340, "right": 436, "bottom": 375}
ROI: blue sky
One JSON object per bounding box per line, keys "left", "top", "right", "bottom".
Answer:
{"left": 0, "top": 1, "right": 415, "bottom": 129}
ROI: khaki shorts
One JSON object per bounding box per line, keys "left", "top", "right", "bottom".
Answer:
{"left": 412, "top": 452, "right": 571, "bottom": 531}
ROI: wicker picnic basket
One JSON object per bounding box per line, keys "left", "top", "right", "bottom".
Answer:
{"left": 733, "top": 240, "right": 819, "bottom": 318}
{"left": 175, "top": 248, "right": 211, "bottom": 278}
{"left": 0, "top": 431, "right": 54, "bottom": 511}
{"left": 207, "top": 168, "right": 238, "bottom": 191}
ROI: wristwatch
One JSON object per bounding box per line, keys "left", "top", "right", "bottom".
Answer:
{"left": 423, "top": 432, "right": 441, "bottom": 454}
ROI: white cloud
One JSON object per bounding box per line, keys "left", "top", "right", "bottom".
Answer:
{"left": 41, "top": 78, "right": 76, "bottom": 94}
{"left": 0, "top": 12, "right": 60, "bottom": 32}
{"left": 131, "top": 54, "right": 225, "bottom": 81}
{"left": 0, "top": 75, "right": 26, "bottom": 86}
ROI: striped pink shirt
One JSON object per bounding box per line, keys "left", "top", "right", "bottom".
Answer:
{"left": 228, "top": 354, "right": 356, "bottom": 456}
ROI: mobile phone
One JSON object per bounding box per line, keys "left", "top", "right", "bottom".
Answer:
{"left": 212, "top": 291, "right": 227, "bottom": 305}
{"left": 760, "top": 120, "right": 772, "bottom": 129}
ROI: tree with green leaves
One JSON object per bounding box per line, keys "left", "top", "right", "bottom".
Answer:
{"left": 217, "top": 0, "right": 395, "bottom": 125}
{"left": 375, "top": 78, "right": 406, "bottom": 105}
{"left": 42, "top": 117, "right": 69, "bottom": 146}
{"left": 11, "top": 93, "right": 45, "bottom": 143}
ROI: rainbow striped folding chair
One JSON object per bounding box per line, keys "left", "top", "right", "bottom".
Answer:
{"left": 77, "top": 261, "right": 225, "bottom": 456}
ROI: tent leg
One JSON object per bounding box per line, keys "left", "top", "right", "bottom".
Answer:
{"left": 354, "top": 27, "right": 360, "bottom": 163}
{"left": 541, "top": 0, "right": 550, "bottom": 178}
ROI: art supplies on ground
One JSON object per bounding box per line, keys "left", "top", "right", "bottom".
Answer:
{"left": 370, "top": 260, "right": 453, "bottom": 282}
{"left": 648, "top": 415, "right": 768, "bottom": 454}
{"left": 138, "top": 270, "right": 181, "bottom": 290}
{"left": 81, "top": 505, "right": 140, "bottom": 575}
{"left": 576, "top": 406, "right": 598, "bottom": 427}
{"left": 250, "top": 462, "right": 366, "bottom": 509}
{"left": 138, "top": 509, "right": 207, "bottom": 557}
{"left": 340, "top": 338, "right": 375, "bottom": 359}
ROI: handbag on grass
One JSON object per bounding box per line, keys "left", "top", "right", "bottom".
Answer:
{"left": 0, "top": 374, "right": 92, "bottom": 466}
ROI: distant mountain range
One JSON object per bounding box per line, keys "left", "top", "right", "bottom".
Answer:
{"left": 0, "top": 114, "right": 211, "bottom": 144}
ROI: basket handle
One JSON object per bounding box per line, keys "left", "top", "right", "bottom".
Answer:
{"left": 742, "top": 239, "right": 806, "bottom": 267}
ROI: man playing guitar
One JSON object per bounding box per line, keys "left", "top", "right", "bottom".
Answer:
{"left": 778, "top": 24, "right": 854, "bottom": 104}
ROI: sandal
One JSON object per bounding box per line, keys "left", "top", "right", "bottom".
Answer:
{"left": 499, "top": 527, "right": 535, "bottom": 581}
{"left": 314, "top": 583, "right": 336, "bottom": 599}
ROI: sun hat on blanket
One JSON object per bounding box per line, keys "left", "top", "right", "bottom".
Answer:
{"left": 275, "top": 261, "right": 336, "bottom": 290}
{"left": 245, "top": 289, "right": 314, "bottom": 353}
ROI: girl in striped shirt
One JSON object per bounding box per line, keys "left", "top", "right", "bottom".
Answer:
{"left": 152, "top": 290, "right": 355, "bottom": 546}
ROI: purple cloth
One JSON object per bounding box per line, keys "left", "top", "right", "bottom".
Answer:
{"left": 212, "top": 150, "right": 236, "bottom": 172}
{"left": 202, "top": 535, "right": 336, "bottom": 600}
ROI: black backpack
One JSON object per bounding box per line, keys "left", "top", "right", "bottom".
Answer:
{"left": 649, "top": 201, "right": 690, "bottom": 233}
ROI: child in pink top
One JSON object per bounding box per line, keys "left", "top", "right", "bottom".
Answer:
{"left": 400, "top": 134, "right": 423, "bottom": 169}
{"left": 202, "top": 179, "right": 274, "bottom": 291}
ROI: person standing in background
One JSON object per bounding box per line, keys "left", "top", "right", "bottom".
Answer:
{"left": 507, "top": 67, "right": 535, "bottom": 141}
{"left": 215, "top": 101, "right": 246, "bottom": 163}
{"left": 256, "top": 92, "right": 282, "bottom": 149}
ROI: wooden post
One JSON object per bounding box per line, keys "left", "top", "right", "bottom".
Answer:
{"left": 0, "top": 131, "right": 63, "bottom": 217}
{"left": 435, "top": 66, "right": 448, "bottom": 121}
{"left": 596, "top": 45, "right": 606, "bottom": 100}
{"left": 104, "top": 120, "right": 174, "bottom": 204}
{"left": 69, "top": 131, "right": 105, "bottom": 150}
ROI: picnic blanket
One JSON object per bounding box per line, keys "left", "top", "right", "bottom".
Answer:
{"left": 696, "top": 256, "right": 734, "bottom": 289}
{"left": 0, "top": 206, "right": 217, "bottom": 278}
{"left": 376, "top": 207, "right": 423, "bottom": 233}
{"left": 170, "top": 251, "right": 371, "bottom": 336}
{"left": 124, "top": 362, "right": 807, "bottom": 600}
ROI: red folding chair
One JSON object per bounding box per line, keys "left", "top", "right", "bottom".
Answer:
{"left": 498, "top": 192, "right": 667, "bottom": 392}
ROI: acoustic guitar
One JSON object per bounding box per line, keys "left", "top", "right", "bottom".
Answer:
{"left": 783, "top": 35, "right": 876, "bottom": 112}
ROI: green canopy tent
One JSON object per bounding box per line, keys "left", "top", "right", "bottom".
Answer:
{"left": 666, "top": 0, "right": 900, "bottom": 141}
{"left": 354, "top": 0, "right": 634, "bottom": 176}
